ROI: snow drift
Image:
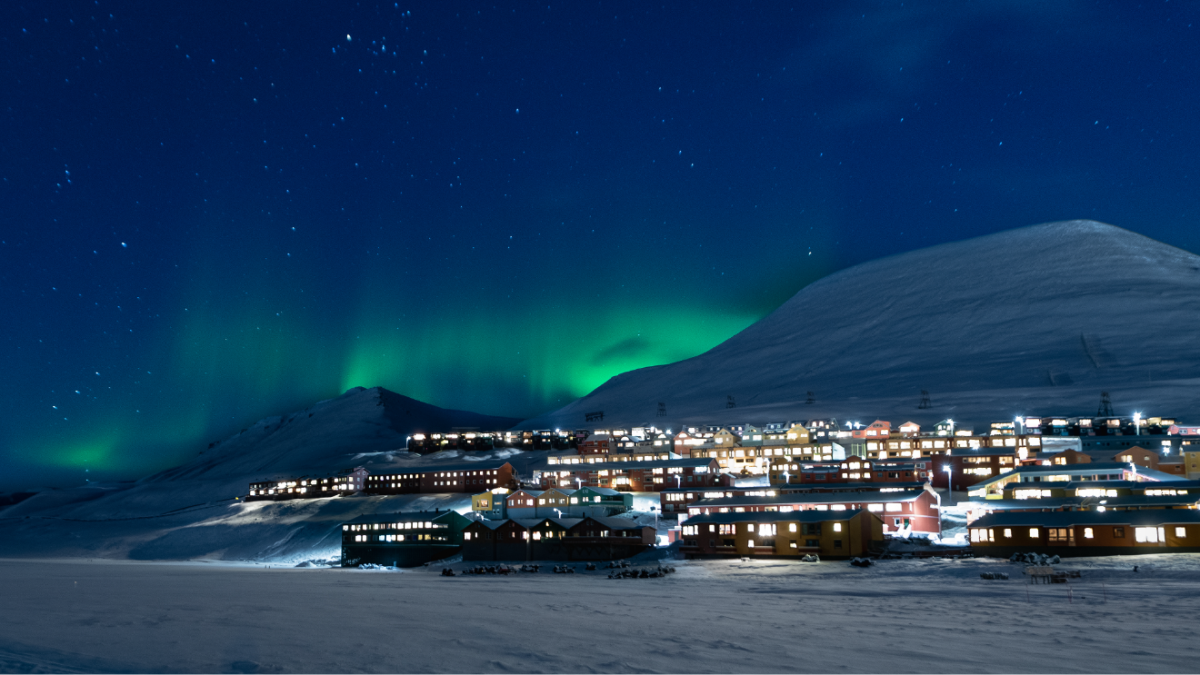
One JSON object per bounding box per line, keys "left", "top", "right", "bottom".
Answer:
{"left": 520, "top": 220, "right": 1200, "bottom": 429}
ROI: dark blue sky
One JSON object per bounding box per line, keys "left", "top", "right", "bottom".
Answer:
{"left": 3, "top": 1, "right": 1198, "bottom": 489}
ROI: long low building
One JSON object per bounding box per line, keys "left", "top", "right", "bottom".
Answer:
{"left": 684, "top": 487, "right": 941, "bottom": 535}
{"left": 341, "top": 510, "right": 473, "bottom": 567}
{"left": 363, "top": 460, "right": 517, "bottom": 495}
{"left": 461, "top": 516, "right": 654, "bottom": 561}
{"left": 679, "top": 510, "right": 884, "bottom": 559}
{"left": 967, "top": 510, "right": 1200, "bottom": 556}
{"left": 538, "top": 457, "right": 729, "bottom": 492}
{"left": 248, "top": 466, "right": 367, "bottom": 500}
{"left": 967, "top": 462, "right": 1185, "bottom": 499}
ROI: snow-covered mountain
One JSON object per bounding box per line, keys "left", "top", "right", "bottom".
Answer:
{"left": 0, "top": 387, "right": 523, "bottom": 560}
{"left": 520, "top": 220, "right": 1200, "bottom": 430}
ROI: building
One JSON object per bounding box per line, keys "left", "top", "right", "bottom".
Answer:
{"left": 471, "top": 488, "right": 510, "bottom": 519}
{"left": 341, "top": 510, "right": 472, "bottom": 567}
{"left": 538, "top": 457, "right": 727, "bottom": 492}
{"left": 363, "top": 460, "right": 516, "bottom": 495}
{"left": 248, "top": 466, "right": 367, "bottom": 501}
{"left": 568, "top": 486, "right": 633, "bottom": 516}
{"left": 967, "top": 510, "right": 1200, "bottom": 556}
{"left": 461, "top": 516, "right": 654, "bottom": 561}
{"left": 967, "top": 462, "right": 1185, "bottom": 500}
{"left": 768, "top": 457, "right": 930, "bottom": 486}
{"left": 962, "top": 492, "right": 1200, "bottom": 525}
{"left": 684, "top": 487, "right": 941, "bottom": 535}
{"left": 679, "top": 510, "right": 884, "bottom": 559}
{"left": 503, "top": 489, "right": 546, "bottom": 518}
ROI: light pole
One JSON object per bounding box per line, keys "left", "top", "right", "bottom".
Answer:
{"left": 1015, "top": 416, "right": 1023, "bottom": 435}
{"left": 1134, "top": 412, "right": 1142, "bottom": 436}
{"left": 943, "top": 465, "right": 954, "bottom": 507}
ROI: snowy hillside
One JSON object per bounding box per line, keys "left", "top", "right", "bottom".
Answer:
{"left": 521, "top": 220, "right": 1200, "bottom": 429}
{"left": 0, "top": 387, "right": 521, "bottom": 560}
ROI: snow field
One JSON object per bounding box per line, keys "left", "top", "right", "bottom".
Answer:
{"left": 1, "top": 555, "right": 1198, "bottom": 673}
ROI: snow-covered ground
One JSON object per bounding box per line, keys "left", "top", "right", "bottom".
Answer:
{"left": 2, "top": 554, "right": 1197, "bottom": 673}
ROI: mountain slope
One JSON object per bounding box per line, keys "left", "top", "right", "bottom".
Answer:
{"left": 0, "top": 387, "right": 522, "bottom": 560}
{"left": 521, "top": 220, "right": 1200, "bottom": 428}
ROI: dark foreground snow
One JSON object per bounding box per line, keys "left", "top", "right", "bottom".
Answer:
{"left": 1, "top": 555, "right": 1197, "bottom": 673}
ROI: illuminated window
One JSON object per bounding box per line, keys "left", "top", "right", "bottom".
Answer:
{"left": 1003, "top": 528, "right": 1012, "bottom": 538}
{"left": 833, "top": 523, "right": 842, "bottom": 532}
{"left": 1176, "top": 527, "right": 1187, "bottom": 538}
{"left": 1083, "top": 528, "right": 1094, "bottom": 539}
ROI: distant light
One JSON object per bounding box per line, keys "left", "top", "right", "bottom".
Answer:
{"left": 346, "top": 34, "right": 352, "bottom": 41}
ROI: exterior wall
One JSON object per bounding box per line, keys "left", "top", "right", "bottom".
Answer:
{"left": 471, "top": 492, "right": 507, "bottom": 519}
{"left": 341, "top": 513, "right": 468, "bottom": 567}
{"left": 365, "top": 464, "right": 514, "bottom": 495}
{"left": 680, "top": 513, "right": 882, "bottom": 559}
{"left": 249, "top": 467, "right": 367, "bottom": 500}
{"left": 932, "top": 453, "right": 1018, "bottom": 490}
{"left": 687, "top": 491, "right": 940, "bottom": 535}
{"left": 540, "top": 461, "right": 723, "bottom": 492}
{"left": 462, "top": 519, "right": 653, "bottom": 561}
{"left": 969, "top": 522, "right": 1200, "bottom": 557}
{"left": 1186, "top": 449, "right": 1200, "bottom": 480}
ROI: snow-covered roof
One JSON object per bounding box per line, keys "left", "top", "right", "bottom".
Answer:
{"left": 685, "top": 509, "right": 867, "bottom": 525}
{"left": 345, "top": 510, "right": 464, "bottom": 525}
{"left": 692, "top": 490, "right": 929, "bottom": 508}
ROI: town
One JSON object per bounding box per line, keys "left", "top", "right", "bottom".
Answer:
{"left": 245, "top": 412, "right": 1200, "bottom": 567}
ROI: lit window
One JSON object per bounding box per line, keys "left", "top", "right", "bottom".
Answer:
{"left": 1084, "top": 528, "right": 1094, "bottom": 539}
{"left": 1003, "top": 528, "right": 1012, "bottom": 538}
{"left": 1176, "top": 527, "right": 1187, "bottom": 538}
{"left": 833, "top": 523, "right": 842, "bottom": 533}
{"left": 1029, "top": 528, "right": 1039, "bottom": 538}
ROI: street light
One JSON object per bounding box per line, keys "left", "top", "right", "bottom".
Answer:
{"left": 1134, "top": 412, "right": 1142, "bottom": 436}
{"left": 943, "top": 465, "right": 954, "bottom": 507}
{"left": 1015, "top": 416, "right": 1023, "bottom": 435}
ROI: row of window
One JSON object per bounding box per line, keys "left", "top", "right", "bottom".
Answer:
{"left": 971, "top": 526, "right": 1186, "bottom": 542}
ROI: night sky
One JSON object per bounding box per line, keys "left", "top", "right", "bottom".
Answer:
{"left": 4, "top": 1, "right": 1198, "bottom": 489}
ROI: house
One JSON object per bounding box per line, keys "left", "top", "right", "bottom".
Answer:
{"left": 851, "top": 420, "right": 891, "bottom": 440}
{"left": 568, "top": 486, "right": 632, "bottom": 516}
{"left": 684, "top": 487, "right": 941, "bottom": 535}
{"left": 967, "top": 510, "right": 1200, "bottom": 556}
{"left": 461, "top": 516, "right": 654, "bottom": 561}
{"left": 1082, "top": 445, "right": 1162, "bottom": 471}
{"left": 679, "top": 510, "right": 884, "bottom": 559}
{"left": 504, "top": 489, "right": 546, "bottom": 518}
{"left": 471, "top": 488, "right": 510, "bottom": 520}
{"left": 363, "top": 460, "right": 516, "bottom": 495}
{"left": 248, "top": 466, "right": 367, "bottom": 501}
{"left": 931, "top": 448, "right": 1020, "bottom": 490}
{"left": 340, "top": 510, "right": 472, "bottom": 567}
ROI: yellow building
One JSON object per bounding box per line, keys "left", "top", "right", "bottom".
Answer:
{"left": 679, "top": 509, "right": 884, "bottom": 559}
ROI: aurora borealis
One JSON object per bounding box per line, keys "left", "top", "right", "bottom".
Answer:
{"left": 4, "top": 2, "right": 1200, "bottom": 489}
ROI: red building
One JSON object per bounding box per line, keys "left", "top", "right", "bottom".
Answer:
{"left": 683, "top": 487, "right": 941, "bottom": 535}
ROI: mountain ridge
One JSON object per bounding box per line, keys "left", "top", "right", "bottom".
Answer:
{"left": 519, "top": 220, "right": 1200, "bottom": 429}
